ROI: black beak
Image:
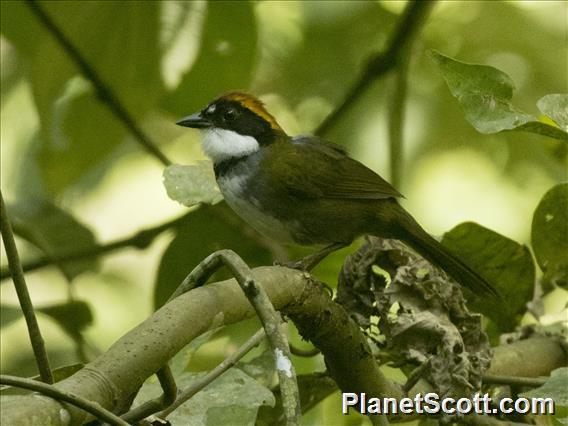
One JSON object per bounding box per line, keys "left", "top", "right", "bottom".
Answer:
{"left": 176, "top": 112, "right": 212, "bottom": 129}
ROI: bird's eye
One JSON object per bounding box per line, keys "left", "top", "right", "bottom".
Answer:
{"left": 224, "top": 108, "right": 237, "bottom": 121}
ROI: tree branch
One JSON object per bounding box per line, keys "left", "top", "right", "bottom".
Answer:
{"left": 124, "top": 251, "right": 301, "bottom": 425}
{"left": 388, "top": 45, "right": 410, "bottom": 189}
{"left": 0, "top": 374, "right": 128, "bottom": 426}
{"left": 0, "top": 211, "right": 192, "bottom": 281}
{"left": 25, "top": 0, "right": 172, "bottom": 166}
{"left": 1, "top": 267, "right": 565, "bottom": 425}
{"left": 315, "top": 0, "right": 435, "bottom": 136}
{"left": 487, "top": 336, "right": 567, "bottom": 378}
{"left": 482, "top": 374, "right": 546, "bottom": 388}
{"left": 0, "top": 191, "right": 53, "bottom": 384}
{"left": 169, "top": 250, "right": 301, "bottom": 425}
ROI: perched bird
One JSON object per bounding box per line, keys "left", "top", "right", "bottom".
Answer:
{"left": 176, "top": 92, "right": 497, "bottom": 296}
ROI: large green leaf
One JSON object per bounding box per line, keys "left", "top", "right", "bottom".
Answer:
{"left": 521, "top": 368, "right": 568, "bottom": 410}
{"left": 0, "top": 301, "right": 93, "bottom": 339}
{"left": 531, "top": 183, "right": 568, "bottom": 289}
{"left": 170, "top": 329, "right": 221, "bottom": 376}
{"left": 442, "top": 222, "right": 535, "bottom": 330}
{"left": 38, "top": 301, "right": 93, "bottom": 339}
{"left": 37, "top": 77, "right": 126, "bottom": 193}
{"left": 134, "top": 368, "right": 274, "bottom": 426}
{"left": 0, "top": 305, "right": 21, "bottom": 328}
{"left": 1, "top": 1, "right": 163, "bottom": 192}
{"left": 164, "top": 0, "right": 258, "bottom": 115}
{"left": 154, "top": 203, "right": 272, "bottom": 309}
{"left": 430, "top": 51, "right": 568, "bottom": 142}
{"left": 9, "top": 200, "right": 98, "bottom": 280}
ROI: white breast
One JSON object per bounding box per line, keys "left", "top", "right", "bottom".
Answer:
{"left": 201, "top": 128, "right": 260, "bottom": 163}
{"left": 217, "top": 172, "right": 296, "bottom": 244}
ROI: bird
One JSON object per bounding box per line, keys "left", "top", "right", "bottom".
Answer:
{"left": 176, "top": 92, "right": 497, "bottom": 296}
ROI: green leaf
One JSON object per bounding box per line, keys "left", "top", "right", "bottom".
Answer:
{"left": 163, "top": 162, "right": 223, "bottom": 207}
{"left": 154, "top": 203, "right": 272, "bottom": 309}
{"left": 237, "top": 349, "right": 276, "bottom": 388}
{"left": 538, "top": 94, "right": 568, "bottom": 131}
{"left": 531, "top": 183, "right": 568, "bottom": 289}
{"left": 38, "top": 301, "right": 93, "bottom": 339}
{"left": 170, "top": 328, "right": 221, "bottom": 376}
{"left": 0, "top": 301, "right": 92, "bottom": 339}
{"left": 164, "top": 0, "right": 258, "bottom": 115}
{"left": 521, "top": 368, "right": 568, "bottom": 408}
{"left": 37, "top": 77, "right": 126, "bottom": 193}
{"left": 9, "top": 200, "right": 98, "bottom": 280}
{"left": 0, "top": 305, "right": 22, "bottom": 328}
{"left": 442, "top": 222, "right": 535, "bottom": 330}
{"left": 1, "top": 1, "right": 164, "bottom": 192}
{"left": 134, "top": 368, "right": 274, "bottom": 426}
{"left": 430, "top": 51, "right": 568, "bottom": 142}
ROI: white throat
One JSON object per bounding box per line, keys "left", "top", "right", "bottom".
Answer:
{"left": 201, "top": 128, "right": 260, "bottom": 163}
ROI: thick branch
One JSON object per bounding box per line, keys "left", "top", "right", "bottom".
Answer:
{"left": 0, "top": 375, "right": 128, "bottom": 426}
{"left": 1, "top": 267, "right": 565, "bottom": 425}
{"left": 285, "top": 277, "right": 403, "bottom": 400}
{"left": 0, "top": 191, "right": 53, "bottom": 383}
{"left": 487, "top": 336, "right": 566, "bottom": 377}
{"left": 25, "top": 0, "right": 171, "bottom": 166}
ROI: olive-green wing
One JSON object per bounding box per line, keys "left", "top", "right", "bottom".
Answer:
{"left": 266, "top": 136, "right": 402, "bottom": 200}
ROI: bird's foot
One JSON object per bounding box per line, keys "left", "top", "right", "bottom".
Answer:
{"left": 274, "top": 242, "right": 350, "bottom": 272}
{"left": 274, "top": 258, "right": 311, "bottom": 271}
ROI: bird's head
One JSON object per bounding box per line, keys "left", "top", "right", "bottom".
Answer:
{"left": 177, "top": 92, "right": 284, "bottom": 163}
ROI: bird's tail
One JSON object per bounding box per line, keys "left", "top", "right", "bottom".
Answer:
{"left": 392, "top": 209, "right": 499, "bottom": 297}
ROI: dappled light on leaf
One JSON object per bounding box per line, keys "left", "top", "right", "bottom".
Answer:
{"left": 430, "top": 50, "right": 568, "bottom": 142}
{"left": 163, "top": 162, "right": 222, "bottom": 207}
{"left": 134, "top": 368, "right": 274, "bottom": 426}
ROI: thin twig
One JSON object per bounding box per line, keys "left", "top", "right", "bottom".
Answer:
{"left": 0, "top": 192, "right": 53, "bottom": 384}
{"left": 155, "top": 328, "right": 266, "bottom": 420}
{"left": 456, "top": 413, "right": 531, "bottom": 426}
{"left": 0, "top": 374, "right": 129, "bottom": 426}
{"left": 0, "top": 211, "right": 191, "bottom": 281}
{"left": 25, "top": 0, "right": 172, "bottom": 166}
{"left": 388, "top": 45, "right": 411, "bottom": 189}
{"left": 315, "top": 0, "right": 435, "bottom": 136}
{"left": 482, "top": 374, "right": 547, "bottom": 388}
{"left": 402, "top": 358, "right": 431, "bottom": 395}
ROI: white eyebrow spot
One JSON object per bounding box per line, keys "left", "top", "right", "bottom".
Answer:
{"left": 206, "top": 104, "right": 216, "bottom": 114}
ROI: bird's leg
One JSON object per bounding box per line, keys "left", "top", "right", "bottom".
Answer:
{"left": 278, "top": 242, "right": 349, "bottom": 272}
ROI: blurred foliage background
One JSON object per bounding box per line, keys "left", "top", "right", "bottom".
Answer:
{"left": 1, "top": 1, "right": 566, "bottom": 424}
